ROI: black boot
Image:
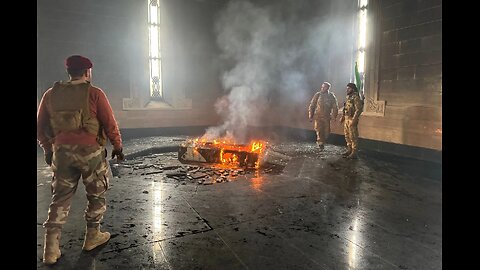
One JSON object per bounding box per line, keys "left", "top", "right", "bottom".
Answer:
{"left": 346, "top": 149, "right": 358, "bottom": 159}
{"left": 342, "top": 147, "right": 352, "bottom": 157}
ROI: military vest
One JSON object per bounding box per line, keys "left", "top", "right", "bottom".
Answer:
{"left": 46, "top": 81, "right": 106, "bottom": 145}
{"left": 343, "top": 93, "right": 363, "bottom": 118}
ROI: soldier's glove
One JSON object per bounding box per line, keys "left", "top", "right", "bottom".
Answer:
{"left": 111, "top": 148, "right": 125, "bottom": 161}
{"left": 45, "top": 151, "right": 53, "bottom": 166}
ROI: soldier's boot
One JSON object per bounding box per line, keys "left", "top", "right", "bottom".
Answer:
{"left": 317, "top": 143, "right": 325, "bottom": 151}
{"left": 82, "top": 225, "right": 111, "bottom": 251}
{"left": 43, "top": 227, "right": 62, "bottom": 265}
{"left": 342, "top": 147, "right": 352, "bottom": 157}
{"left": 346, "top": 149, "right": 358, "bottom": 159}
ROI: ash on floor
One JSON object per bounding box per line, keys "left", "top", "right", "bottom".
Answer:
{"left": 110, "top": 149, "right": 286, "bottom": 185}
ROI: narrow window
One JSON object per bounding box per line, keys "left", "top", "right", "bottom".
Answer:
{"left": 148, "top": 0, "right": 162, "bottom": 99}
{"left": 356, "top": 0, "right": 368, "bottom": 93}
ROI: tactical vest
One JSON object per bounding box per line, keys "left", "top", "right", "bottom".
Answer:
{"left": 343, "top": 93, "right": 363, "bottom": 118}
{"left": 46, "top": 81, "right": 107, "bottom": 146}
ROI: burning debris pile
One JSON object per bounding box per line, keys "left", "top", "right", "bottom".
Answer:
{"left": 178, "top": 138, "right": 266, "bottom": 169}
{"left": 111, "top": 141, "right": 288, "bottom": 186}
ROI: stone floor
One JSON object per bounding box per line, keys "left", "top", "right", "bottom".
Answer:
{"left": 36, "top": 136, "right": 442, "bottom": 269}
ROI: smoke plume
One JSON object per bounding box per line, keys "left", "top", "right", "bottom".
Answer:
{"left": 204, "top": 0, "right": 355, "bottom": 142}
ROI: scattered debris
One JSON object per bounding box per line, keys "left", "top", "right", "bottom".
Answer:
{"left": 142, "top": 171, "right": 163, "bottom": 175}
{"left": 110, "top": 146, "right": 286, "bottom": 186}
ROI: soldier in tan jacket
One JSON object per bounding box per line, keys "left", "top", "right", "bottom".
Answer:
{"left": 308, "top": 82, "right": 338, "bottom": 151}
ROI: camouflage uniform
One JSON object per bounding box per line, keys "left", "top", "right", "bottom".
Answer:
{"left": 38, "top": 80, "right": 123, "bottom": 230}
{"left": 44, "top": 144, "right": 109, "bottom": 229}
{"left": 343, "top": 92, "right": 363, "bottom": 154}
{"left": 308, "top": 91, "right": 338, "bottom": 148}
{"left": 37, "top": 55, "right": 122, "bottom": 264}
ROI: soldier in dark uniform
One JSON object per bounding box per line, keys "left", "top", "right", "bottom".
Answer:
{"left": 340, "top": 83, "right": 363, "bottom": 159}
{"left": 37, "top": 55, "right": 125, "bottom": 264}
{"left": 308, "top": 82, "right": 339, "bottom": 151}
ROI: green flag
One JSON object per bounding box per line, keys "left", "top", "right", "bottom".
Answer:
{"left": 354, "top": 61, "right": 362, "bottom": 93}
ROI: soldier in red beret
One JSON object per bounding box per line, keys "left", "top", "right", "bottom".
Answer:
{"left": 37, "top": 55, "right": 124, "bottom": 264}
{"left": 65, "top": 55, "right": 93, "bottom": 70}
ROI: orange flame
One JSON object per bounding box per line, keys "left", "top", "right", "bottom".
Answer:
{"left": 184, "top": 137, "right": 267, "bottom": 169}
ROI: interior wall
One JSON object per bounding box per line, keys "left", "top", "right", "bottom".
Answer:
{"left": 37, "top": 0, "right": 225, "bottom": 130}
{"left": 38, "top": 0, "right": 441, "bottom": 154}
{"left": 367, "top": 0, "right": 442, "bottom": 151}
{"left": 269, "top": 0, "right": 442, "bottom": 152}
{"left": 37, "top": 0, "right": 136, "bottom": 109}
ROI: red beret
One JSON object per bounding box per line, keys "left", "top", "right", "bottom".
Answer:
{"left": 65, "top": 55, "right": 93, "bottom": 69}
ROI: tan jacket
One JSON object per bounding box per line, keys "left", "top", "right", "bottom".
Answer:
{"left": 308, "top": 91, "right": 338, "bottom": 120}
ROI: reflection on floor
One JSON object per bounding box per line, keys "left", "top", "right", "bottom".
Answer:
{"left": 36, "top": 136, "right": 442, "bottom": 270}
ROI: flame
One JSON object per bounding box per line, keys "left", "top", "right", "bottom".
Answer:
{"left": 184, "top": 137, "right": 266, "bottom": 169}
{"left": 221, "top": 152, "right": 238, "bottom": 164}
{"left": 251, "top": 142, "right": 263, "bottom": 152}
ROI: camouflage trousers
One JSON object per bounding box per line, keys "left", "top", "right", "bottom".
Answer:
{"left": 43, "top": 144, "right": 110, "bottom": 229}
{"left": 344, "top": 117, "right": 359, "bottom": 151}
{"left": 314, "top": 117, "right": 331, "bottom": 146}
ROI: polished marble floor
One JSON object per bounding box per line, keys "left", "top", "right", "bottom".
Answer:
{"left": 36, "top": 136, "right": 442, "bottom": 269}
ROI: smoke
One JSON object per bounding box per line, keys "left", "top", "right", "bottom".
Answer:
{"left": 204, "top": 0, "right": 354, "bottom": 142}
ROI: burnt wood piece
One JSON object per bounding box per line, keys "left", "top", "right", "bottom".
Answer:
{"left": 178, "top": 146, "right": 259, "bottom": 168}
